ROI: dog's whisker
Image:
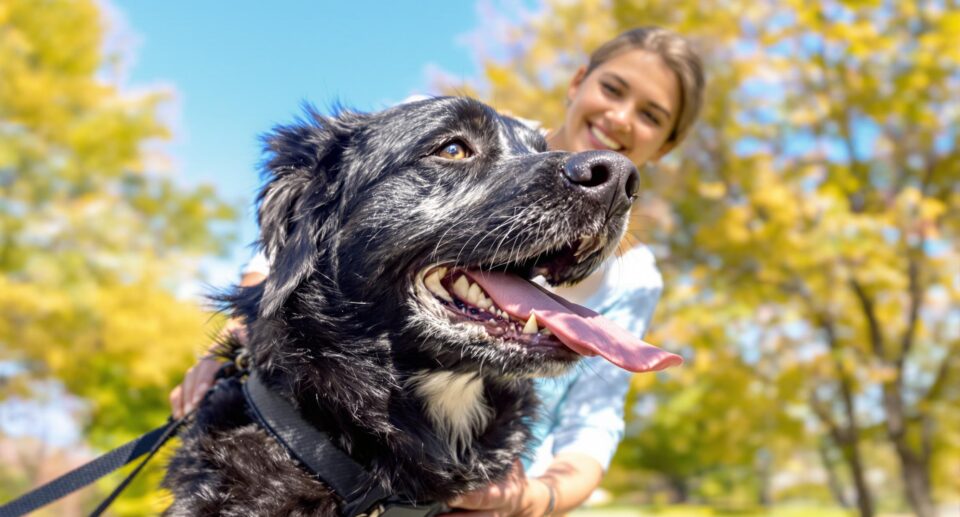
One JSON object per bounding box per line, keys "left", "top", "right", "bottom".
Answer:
{"left": 474, "top": 211, "right": 525, "bottom": 267}
{"left": 487, "top": 204, "right": 536, "bottom": 266}
{"left": 430, "top": 222, "right": 464, "bottom": 264}
{"left": 457, "top": 208, "right": 522, "bottom": 270}
{"left": 484, "top": 217, "right": 518, "bottom": 265}
{"left": 470, "top": 212, "right": 518, "bottom": 258}
{"left": 517, "top": 204, "right": 556, "bottom": 266}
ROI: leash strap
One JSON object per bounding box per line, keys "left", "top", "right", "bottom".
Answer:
{"left": 243, "top": 373, "right": 393, "bottom": 516}
{"left": 0, "top": 417, "right": 184, "bottom": 517}
{"left": 3, "top": 374, "right": 449, "bottom": 517}
{"left": 89, "top": 416, "right": 184, "bottom": 516}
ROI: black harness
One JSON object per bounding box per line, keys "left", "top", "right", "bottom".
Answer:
{"left": 0, "top": 372, "right": 447, "bottom": 517}
{"left": 243, "top": 373, "right": 448, "bottom": 517}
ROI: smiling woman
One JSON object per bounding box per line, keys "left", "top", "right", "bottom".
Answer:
{"left": 547, "top": 28, "right": 705, "bottom": 168}
{"left": 551, "top": 50, "right": 680, "bottom": 164}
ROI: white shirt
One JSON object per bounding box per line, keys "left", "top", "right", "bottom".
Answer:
{"left": 525, "top": 245, "right": 662, "bottom": 475}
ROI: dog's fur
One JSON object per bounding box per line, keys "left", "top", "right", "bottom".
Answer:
{"left": 163, "top": 97, "right": 638, "bottom": 516}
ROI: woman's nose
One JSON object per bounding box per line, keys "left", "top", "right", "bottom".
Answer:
{"left": 605, "top": 106, "right": 632, "bottom": 133}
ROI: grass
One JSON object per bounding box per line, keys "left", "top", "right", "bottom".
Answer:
{"left": 571, "top": 504, "right": 857, "bottom": 517}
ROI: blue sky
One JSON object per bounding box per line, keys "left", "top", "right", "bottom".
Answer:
{"left": 113, "top": 1, "right": 532, "bottom": 287}
{"left": 2, "top": 0, "right": 541, "bottom": 448}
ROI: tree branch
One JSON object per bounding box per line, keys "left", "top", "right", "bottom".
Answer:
{"left": 921, "top": 338, "right": 960, "bottom": 406}
{"left": 898, "top": 252, "right": 923, "bottom": 369}
{"left": 810, "top": 393, "right": 847, "bottom": 445}
{"left": 848, "top": 278, "right": 886, "bottom": 361}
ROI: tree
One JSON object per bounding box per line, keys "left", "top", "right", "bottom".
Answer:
{"left": 0, "top": 0, "right": 236, "bottom": 513}
{"left": 458, "top": 1, "right": 960, "bottom": 515}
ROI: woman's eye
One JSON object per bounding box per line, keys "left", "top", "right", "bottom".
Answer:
{"left": 601, "top": 82, "right": 621, "bottom": 97}
{"left": 640, "top": 110, "right": 662, "bottom": 127}
{"left": 435, "top": 141, "right": 472, "bottom": 160}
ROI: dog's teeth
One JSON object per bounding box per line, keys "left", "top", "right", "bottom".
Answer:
{"left": 540, "top": 328, "right": 552, "bottom": 336}
{"left": 467, "top": 282, "right": 484, "bottom": 305}
{"left": 477, "top": 296, "right": 493, "bottom": 310}
{"left": 437, "top": 266, "right": 448, "bottom": 277}
{"left": 425, "top": 270, "right": 453, "bottom": 302}
{"left": 522, "top": 313, "right": 539, "bottom": 334}
{"left": 452, "top": 275, "right": 471, "bottom": 300}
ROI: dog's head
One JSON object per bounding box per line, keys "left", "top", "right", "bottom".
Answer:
{"left": 249, "top": 97, "right": 678, "bottom": 381}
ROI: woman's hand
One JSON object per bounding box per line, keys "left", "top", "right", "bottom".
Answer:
{"left": 445, "top": 452, "right": 604, "bottom": 517}
{"left": 169, "top": 318, "right": 250, "bottom": 419}
{"left": 444, "top": 460, "right": 552, "bottom": 517}
{"left": 169, "top": 355, "right": 222, "bottom": 419}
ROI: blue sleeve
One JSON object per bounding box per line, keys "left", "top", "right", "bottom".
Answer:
{"left": 548, "top": 246, "right": 663, "bottom": 470}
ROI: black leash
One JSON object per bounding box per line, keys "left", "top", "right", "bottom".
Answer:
{"left": 0, "top": 415, "right": 187, "bottom": 517}
{"left": 2, "top": 372, "right": 447, "bottom": 517}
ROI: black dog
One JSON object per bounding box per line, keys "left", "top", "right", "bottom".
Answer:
{"left": 163, "top": 97, "right": 679, "bottom": 516}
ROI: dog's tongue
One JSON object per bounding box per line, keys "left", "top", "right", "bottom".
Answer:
{"left": 467, "top": 270, "right": 683, "bottom": 373}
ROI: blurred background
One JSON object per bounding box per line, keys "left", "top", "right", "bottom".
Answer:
{"left": 1, "top": 0, "right": 958, "bottom": 515}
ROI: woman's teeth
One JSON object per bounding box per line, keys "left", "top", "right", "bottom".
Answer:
{"left": 589, "top": 125, "right": 622, "bottom": 151}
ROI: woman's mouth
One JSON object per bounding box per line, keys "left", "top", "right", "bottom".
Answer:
{"left": 587, "top": 124, "right": 624, "bottom": 151}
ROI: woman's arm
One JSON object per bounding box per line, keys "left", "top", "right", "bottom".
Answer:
{"left": 168, "top": 270, "right": 265, "bottom": 418}
{"left": 445, "top": 452, "right": 601, "bottom": 517}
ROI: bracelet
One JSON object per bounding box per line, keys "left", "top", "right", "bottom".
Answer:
{"left": 540, "top": 480, "right": 556, "bottom": 517}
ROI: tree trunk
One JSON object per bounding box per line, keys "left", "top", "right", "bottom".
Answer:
{"left": 817, "top": 316, "right": 875, "bottom": 517}
{"left": 755, "top": 449, "right": 772, "bottom": 507}
{"left": 884, "top": 394, "right": 936, "bottom": 517}
{"left": 818, "top": 439, "right": 851, "bottom": 508}
{"left": 878, "top": 380, "right": 936, "bottom": 517}
{"left": 849, "top": 276, "right": 937, "bottom": 517}
{"left": 669, "top": 476, "right": 689, "bottom": 504}
{"left": 838, "top": 439, "right": 874, "bottom": 517}
{"left": 810, "top": 395, "right": 874, "bottom": 517}
{"left": 897, "top": 448, "right": 936, "bottom": 517}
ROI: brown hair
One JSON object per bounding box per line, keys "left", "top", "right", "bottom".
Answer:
{"left": 586, "top": 27, "right": 706, "bottom": 147}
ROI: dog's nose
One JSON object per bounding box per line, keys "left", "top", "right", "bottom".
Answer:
{"left": 561, "top": 151, "right": 640, "bottom": 211}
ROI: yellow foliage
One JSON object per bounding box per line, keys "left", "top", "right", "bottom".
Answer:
{"left": 465, "top": 0, "right": 960, "bottom": 506}
{"left": 0, "top": 1, "right": 237, "bottom": 513}
{"left": 697, "top": 181, "right": 726, "bottom": 199}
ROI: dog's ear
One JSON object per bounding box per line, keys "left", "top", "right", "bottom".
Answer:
{"left": 255, "top": 107, "right": 357, "bottom": 318}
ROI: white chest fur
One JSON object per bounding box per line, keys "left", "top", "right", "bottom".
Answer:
{"left": 409, "top": 371, "right": 492, "bottom": 455}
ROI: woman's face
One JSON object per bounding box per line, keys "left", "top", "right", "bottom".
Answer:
{"left": 551, "top": 48, "right": 681, "bottom": 167}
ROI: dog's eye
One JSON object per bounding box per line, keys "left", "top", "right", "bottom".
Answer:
{"left": 434, "top": 141, "right": 472, "bottom": 160}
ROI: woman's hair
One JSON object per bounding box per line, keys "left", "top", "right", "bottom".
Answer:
{"left": 586, "top": 26, "right": 706, "bottom": 147}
